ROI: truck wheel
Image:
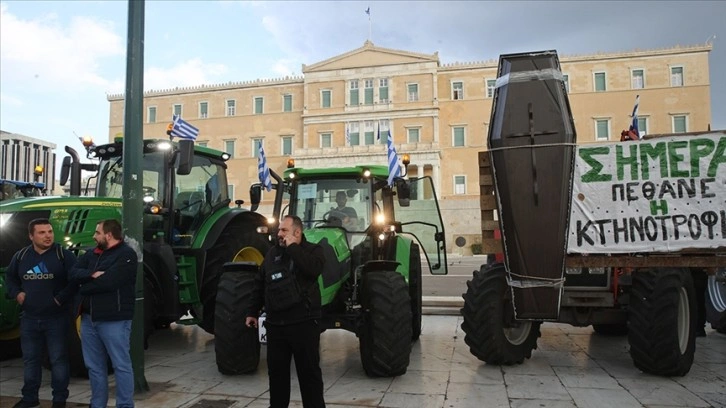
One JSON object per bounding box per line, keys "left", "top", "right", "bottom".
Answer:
{"left": 629, "top": 268, "right": 696, "bottom": 376}
{"left": 214, "top": 264, "right": 260, "bottom": 375}
{"left": 409, "top": 243, "right": 423, "bottom": 341}
{"left": 592, "top": 323, "right": 628, "bottom": 336}
{"left": 706, "top": 268, "right": 726, "bottom": 334}
{"left": 461, "top": 264, "right": 541, "bottom": 365}
{"left": 359, "top": 270, "right": 412, "bottom": 377}
{"left": 143, "top": 276, "right": 157, "bottom": 349}
{"left": 197, "top": 227, "right": 268, "bottom": 334}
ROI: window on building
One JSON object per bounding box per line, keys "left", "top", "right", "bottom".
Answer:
{"left": 283, "top": 94, "right": 292, "bottom": 112}
{"left": 454, "top": 175, "right": 466, "bottom": 195}
{"left": 631, "top": 69, "right": 644, "bottom": 89}
{"left": 226, "top": 100, "right": 236, "bottom": 116}
{"left": 364, "top": 120, "right": 375, "bottom": 145}
{"left": 486, "top": 79, "right": 496, "bottom": 98}
{"left": 407, "top": 83, "right": 419, "bottom": 102}
{"left": 671, "top": 66, "right": 684, "bottom": 87}
{"left": 349, "top": 80, "right": 359, "bottom": 106}
{"left": 321, "top": 133, "right": 332, "bottom": 148}
{"left": 197, "top": 141, "right": 208, "bottom": 147}
{"left": 348, "top": 122, "right": 360, "bottom": 145}
{"left": 637, "top": 117, "right": 648, "bottom": 136}
{"left": 364, "top": 79, "right": 374, "bottom": 105}
{"left": 452, "top": 81, "right": 464, "bottom": 100}
{"left": 227, "top": 184, "right": 235, "bottom": 200}
{"left": 379, "top": 119, "right": 389, "bottom": 144}
{"left": 199, "top": 102, "right": 208, "bottom": 119}
{"left": 225, "top": 140, "right": 235, "bottom": 158}
{"left": 147, "top": 106, "right": 157, "bottom": 123}
{"left": 173, "top": 104, "right": 182, "bottom": 116}
{"left": 594, "top": 72, "right": 607, "bottom": 92}
{"left": 252, "top": 139, "right": 263, "bottom": 158}
{"left": 673, "top": 115, "right": 687, "bottom": 133}
{"left": 254, "top": 97, "right": 264, "bottom": 114}
{"left": 562, "top": 74, "right": 570, "bottom": 93}
{"left": 379, "top": 78, "right": 389, "bottom": 102}
{"left": 321, "top": 89, "right": 331, "bottom": 108}
{"left": 453, "top": 126, "right": 465, "bottom": 147}
{"left": 596, "top": 119, "right": 610, "bottom": 140}
{"left": 407, "top": 128, "right": 420, "bottom": 143}
{"left": 281, "top": 136, "right": 293, "bottom": 155}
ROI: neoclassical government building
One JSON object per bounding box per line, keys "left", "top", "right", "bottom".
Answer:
{"left": 107, "top": 41, "right": 713, "bottom": 253}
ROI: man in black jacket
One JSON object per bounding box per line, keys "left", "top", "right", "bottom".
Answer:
{"left": 70, "top": 219, "right": 137, "bottom": 408}
{"left": 246, "top": 215, "right": 326, "bottom": 408}
{"left": 5, "top": 218, "right": 77, "bottom": 408}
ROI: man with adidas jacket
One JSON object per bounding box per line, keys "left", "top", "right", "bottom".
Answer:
{"left": 5, "top": 218, "right": 77, "bottom": 408}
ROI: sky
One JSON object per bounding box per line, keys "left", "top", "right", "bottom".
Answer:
{"left": 1, "top": 1, "right": 725, "bottom": 175}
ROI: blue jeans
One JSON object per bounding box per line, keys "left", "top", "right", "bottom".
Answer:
{"left": 20, "top": 315, "right": 70, "bottom": 403}
{"left": 81, "top": 315, "right": 134, "bottom": 408}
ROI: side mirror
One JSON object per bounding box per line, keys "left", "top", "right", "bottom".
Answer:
{"left": 177, "top": 139, "right": 194, "bottom": 176}
{"left": 249, "top": 184, "right": 262, "bottom": 212}
{"left": 396, "top": 179, "right": 411, "bottom": 207}
{"left": 60, "top": 156, "right": 72, "bottom": 186}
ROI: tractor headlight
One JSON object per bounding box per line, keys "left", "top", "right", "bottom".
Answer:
{"left": 0, "top": 213, "right": 14, "bottom": 228}
{"left": 375, "top": 213, "right": 385, "bottom": 225}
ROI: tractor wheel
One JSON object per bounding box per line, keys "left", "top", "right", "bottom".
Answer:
{"left": 359, "top": 270, "right": 412, "bottom": 377}
{"left": 67, "top": 314, "right": 86, "bottom": 377}
{"left": 143, "top": 276, "right": 157, "bottom": 349}
{"left": 197, "top": 226, "right": 268, "bottom": 334}
{"left": 592, "top": 323, "right": 629, "bottom": 336}
{"left": 461, "top": 264, "right": 541, "bottom": 365}
{"left": 628, "top": 268, "right": 696, "bottom": 376}
{"left": 215, "top": 265, "right": 260, "bottom": 375}
{"left": 409, "top": 243, "right": 423, "bottom": 341}
{"left": 0, "top": 328, "right": 22, "bottom": 361}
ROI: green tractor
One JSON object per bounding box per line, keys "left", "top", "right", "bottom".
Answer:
{"left": 220, "top": 161, "right": 449, "bottom": 377}
{"left": 0, "top": 137, "right": 270, "bottom": 373}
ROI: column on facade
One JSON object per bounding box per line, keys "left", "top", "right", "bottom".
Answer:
{"left": 417, "top": 164, "right": 424, "bottom": 200}
{"left": 432, "top": 163, "right": 440, "bottom": 197}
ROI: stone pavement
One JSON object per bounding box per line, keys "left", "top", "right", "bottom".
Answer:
{"left": 1, "top": 315, "right": 724, "bottom": 408}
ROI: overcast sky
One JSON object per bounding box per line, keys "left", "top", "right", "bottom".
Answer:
{"left": 1, "top": 0, "right": 724, "bottom": 174}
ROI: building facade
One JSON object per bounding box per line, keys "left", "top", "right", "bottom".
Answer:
{"left": 0, "top": 130, "right": 57, "bottom": 192}
{"left": 107, "top": 42, "right": 713, "bottom": 253}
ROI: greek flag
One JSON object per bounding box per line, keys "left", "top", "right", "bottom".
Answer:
{"left": 170, "top": 114, "right": 199, "bottom": 140}
{"left": 365, "top": 7, "right": 370, "bottom": 15}
{"left": 386, "top": 128, "right": 401, "bottom": 187}
{"left": 630, "top": 95, "right": 640, "bottom": 139}
{"left": 346, "top": 124, "right": 351, "bottom": 145}
{"left": 257, "top": 143, "right": 272, "bottom": 192}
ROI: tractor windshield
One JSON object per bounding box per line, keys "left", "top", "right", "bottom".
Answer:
{"left": 290, "top": 178, "right": 371, "bottom": 232}
{"left": 97, "top": 151, "right": 167, "bottom": 202}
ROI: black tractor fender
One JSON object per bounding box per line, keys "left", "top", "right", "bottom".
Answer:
{"left": 360, "top": 260, "right": 400, "bottom": 275}
{"left": 199, "top": 209, "right": 269, "bottom": 252}
{"left": 143, "top": 243, "right": 180, "bottom": 321}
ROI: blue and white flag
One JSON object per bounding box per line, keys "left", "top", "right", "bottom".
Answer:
{"left": 365, "top": 7, "right": 370, "bottom": 15}
{"left": 386, "top": 128, "right": 401, "bottom": 187}
{"left": 257, "top": 143, "right": 272, "bottom": 192}
{"left": 171, "top": 114, "right": 199, "bottom": 140}
{"left": 345, "top": 124, "right": 351, "bottom": 145}
{"left": 630, "top": 95, "right": 640, "bottom": 139}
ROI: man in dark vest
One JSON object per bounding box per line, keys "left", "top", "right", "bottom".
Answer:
{"left": 246, "top": 215, "right": 326, "bottom": 407}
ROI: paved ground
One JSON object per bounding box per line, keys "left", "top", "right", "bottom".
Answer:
{"left": 1, "top": 315, "right": 724, "bottom": 408}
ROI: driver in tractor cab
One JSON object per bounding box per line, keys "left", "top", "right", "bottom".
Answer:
{"left": 331, "top": 191, "right": 357, "bottom": 230}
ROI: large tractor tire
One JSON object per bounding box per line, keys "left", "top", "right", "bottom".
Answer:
{"left": 408, "top": 243, "right": 423, "bottom": 341}
{"left": 197, "top": 226, "right": 268, "bottom": 334}
{"left": 359, "top": 270, "right": 412, "bottom": 377}
{"left": 0, "top": 329, "right": 22, "bottom": 361}
{"left": 214, "top": 264, "right": 260, "bottom": 375}
{"left": 628, "top": 268, "right": 696, "bottom": 376}
{"left": 461, "top": 264, "right": 541, "bottom": 365}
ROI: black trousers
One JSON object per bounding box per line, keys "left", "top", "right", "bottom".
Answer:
{"left": 266, "top": 319, "right": 325, "bottom": 408}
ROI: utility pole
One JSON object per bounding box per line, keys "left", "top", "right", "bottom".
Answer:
{"left": 122, "top": 0, "right": 149, "bottom": 392}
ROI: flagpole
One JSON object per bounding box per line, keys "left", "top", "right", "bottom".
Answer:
{"left": 367, "top": 7, "right": 371, "bottom": 42}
